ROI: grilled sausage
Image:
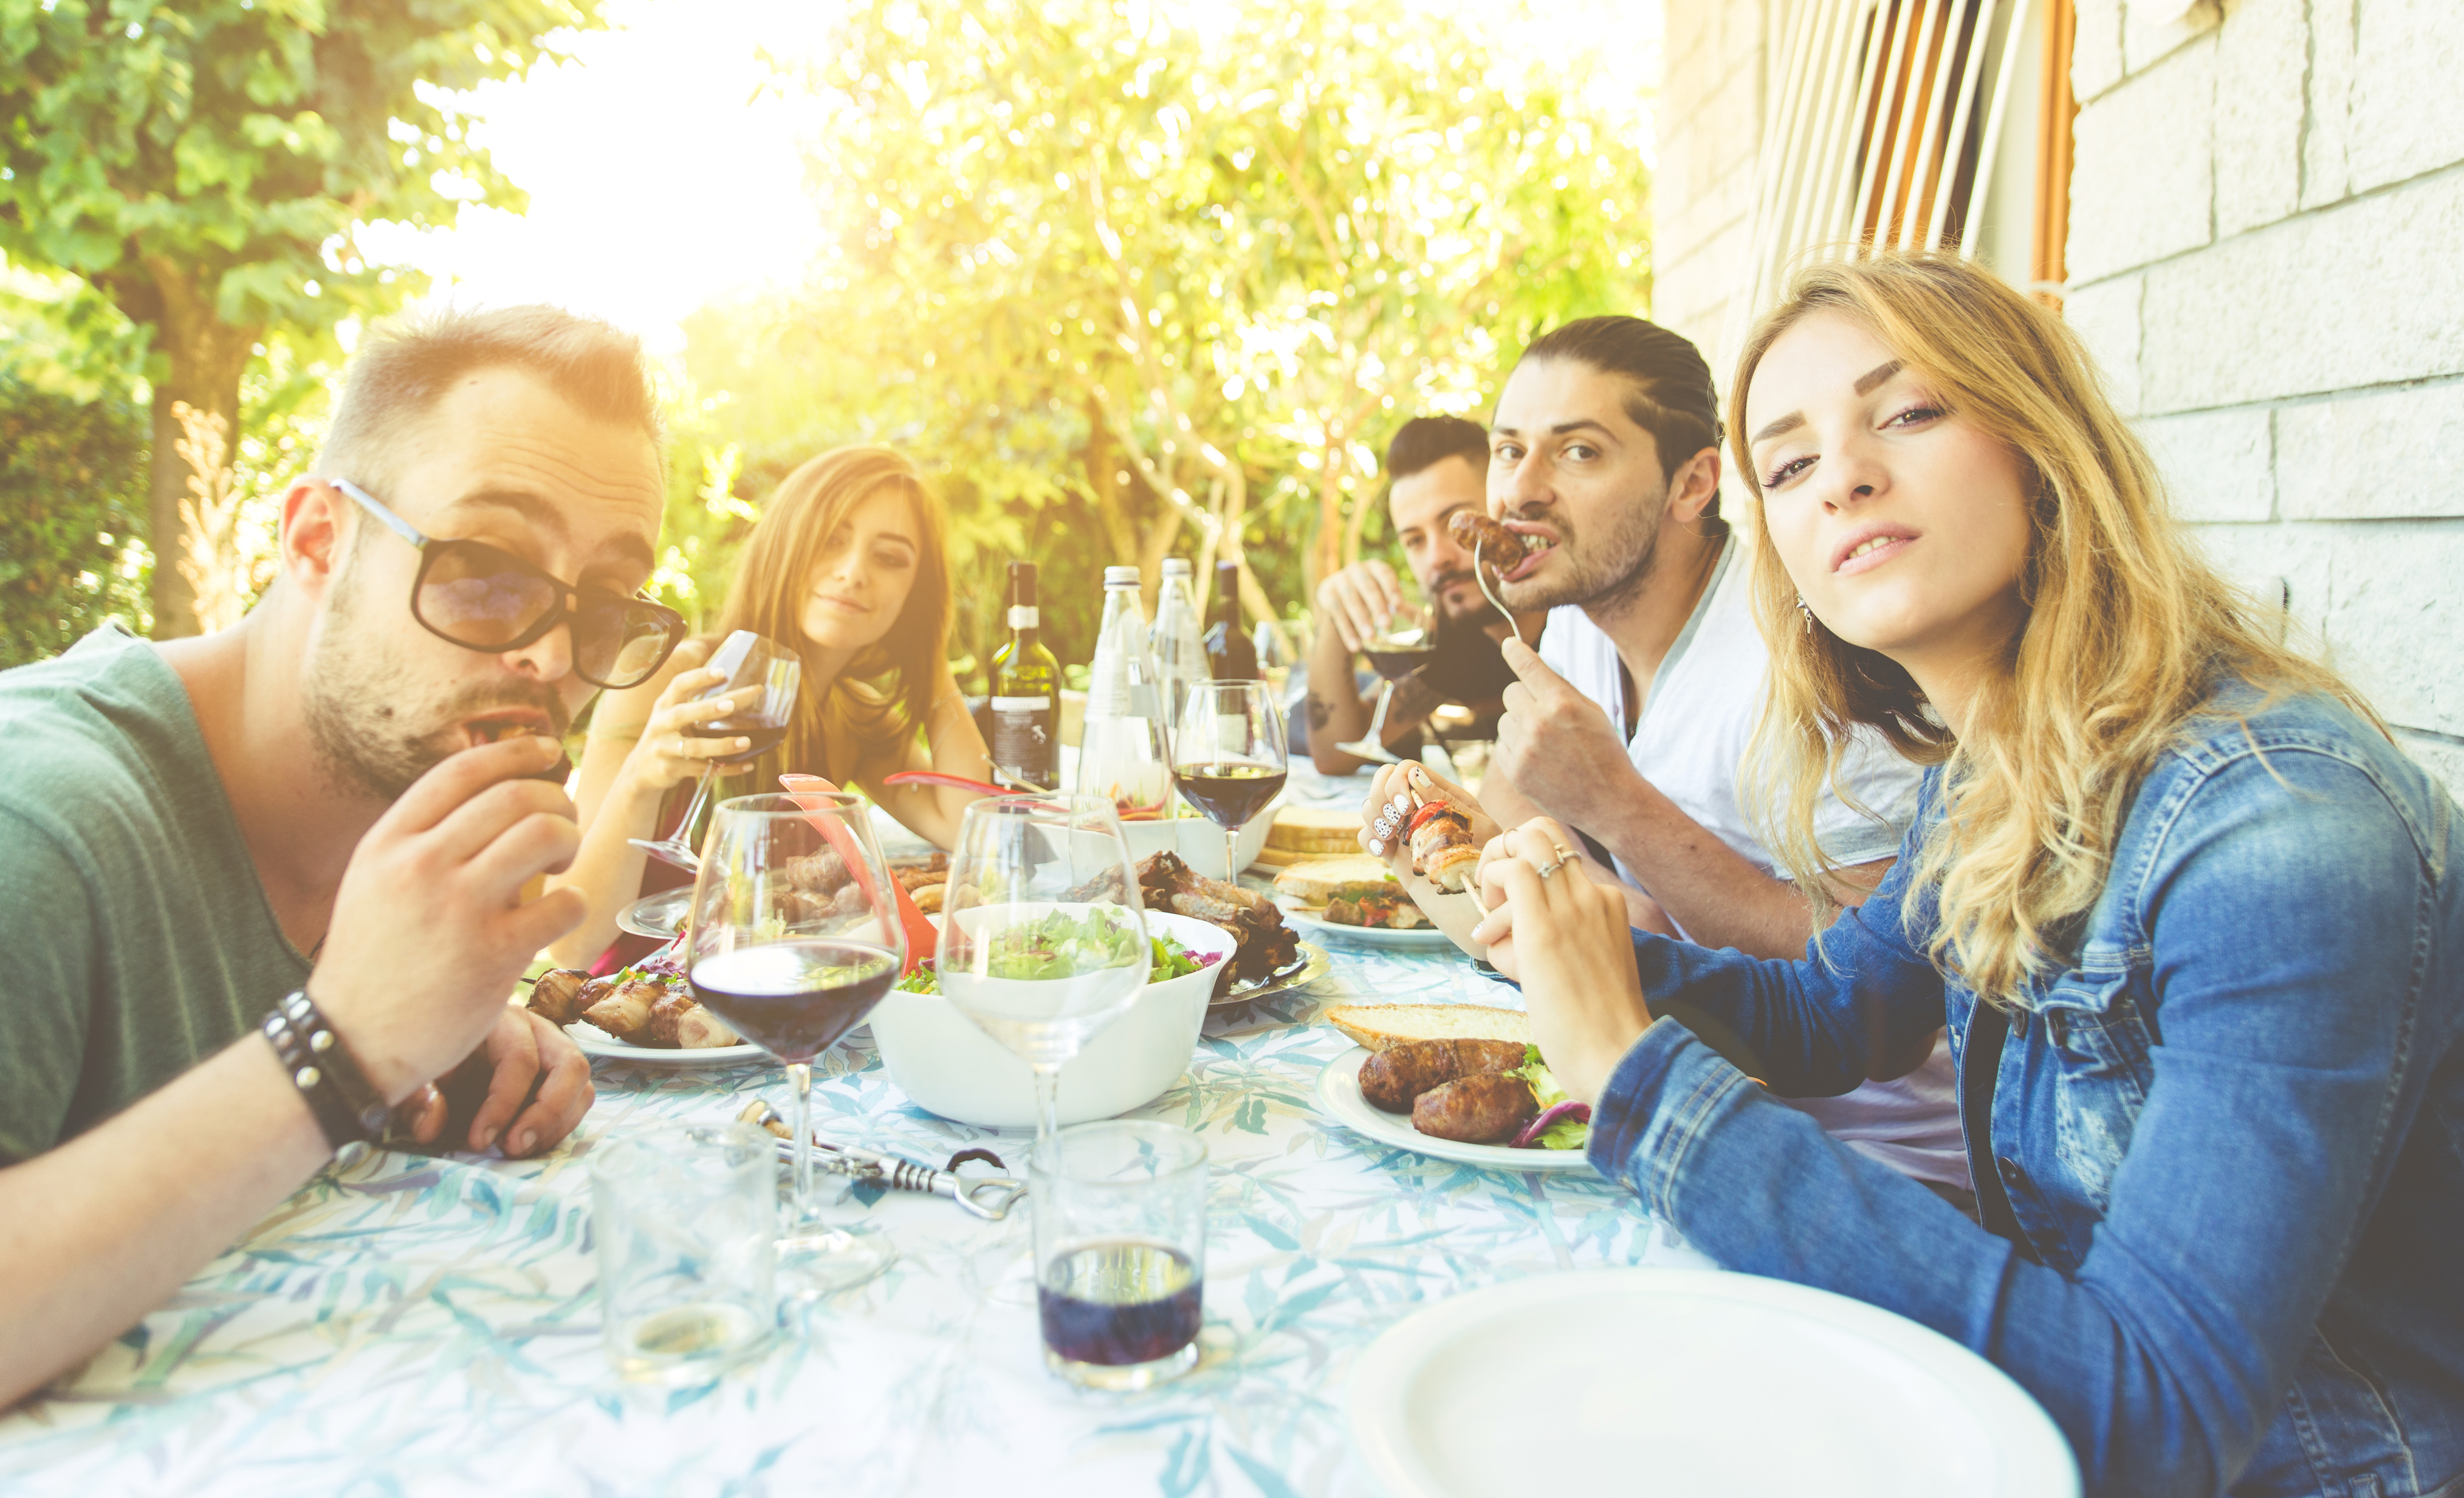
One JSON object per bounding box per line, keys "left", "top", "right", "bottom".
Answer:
{"left": 1359, "top": 1037, "right": 1532, "bottom": 1113}
{"left": 1412, "top": 1070, "right": 1540, "bottom": 1144}
{"left": 1447, "top": 510, "right": 1526, "bottom": 573}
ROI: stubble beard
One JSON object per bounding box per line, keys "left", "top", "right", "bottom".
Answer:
{"left": 302, "top": 570, "right": 569, "bottom": 802}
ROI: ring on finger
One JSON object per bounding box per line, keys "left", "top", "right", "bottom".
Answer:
{"left": 1536, "top": 857, "right": 1566, "bottom": 880}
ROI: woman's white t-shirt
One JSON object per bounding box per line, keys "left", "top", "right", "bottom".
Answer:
{"left": 1536, "top": 538, "right": 1969, "bottom": 1190}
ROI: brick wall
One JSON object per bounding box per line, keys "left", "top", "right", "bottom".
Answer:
{"left": 2065, "top": 0, "right": 2464, "bottom": 794}
{"left": 1655, "top": 0, "right": 2464, "bottom": 794}
{"left": 1652, "top": 0, "right": 1772, "bottom": 361}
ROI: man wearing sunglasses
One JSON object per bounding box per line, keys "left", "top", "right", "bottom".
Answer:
{"left": 0, "top": 304, "right": 679, "bottom": 1405}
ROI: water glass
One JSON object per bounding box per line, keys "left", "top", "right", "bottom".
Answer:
{"left": 1032, "top": 1120, "right": 1209, "bottom": 1390}
{"left": 591, "top": 1122, "right": 777, "bottom": 1385}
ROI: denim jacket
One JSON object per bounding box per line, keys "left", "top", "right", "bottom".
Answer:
{"left": 1588, "top": 689, "right": 2463, "bottom": 1498}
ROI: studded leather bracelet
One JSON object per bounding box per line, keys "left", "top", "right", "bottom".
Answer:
{"left": 262, "top": 989, "right": 390, "bottom": 1164}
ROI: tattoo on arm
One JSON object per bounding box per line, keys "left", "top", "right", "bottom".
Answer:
{"left": 1305, "top": 695, "right": 1331, "bottom": 730}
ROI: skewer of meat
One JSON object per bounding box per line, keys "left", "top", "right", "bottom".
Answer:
{"left": 1369, "top": 764, "right": 1480, "bottom": 892}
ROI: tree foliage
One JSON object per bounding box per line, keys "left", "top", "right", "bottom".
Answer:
{"left": 670, "top": 0, "right": 1650, "bottom": 681}
{"left": 0, "top": 0, "right": 603, "bottom": 635}
{"left": 0, "top": 370, "right": 148, "bottom": 667}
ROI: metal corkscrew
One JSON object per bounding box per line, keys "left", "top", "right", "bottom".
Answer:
{"left": 733, "top": 1101, "right": 1028, "bottom": 1221}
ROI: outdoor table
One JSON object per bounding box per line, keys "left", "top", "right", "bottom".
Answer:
{"left": 0, "top": 764, "right": 1711, "bottom": 1497}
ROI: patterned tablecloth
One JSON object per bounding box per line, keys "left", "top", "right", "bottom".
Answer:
{"left": 0, "top": 768, "right": 1712, "bottom": 1498}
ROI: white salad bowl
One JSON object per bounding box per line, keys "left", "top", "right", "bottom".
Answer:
{"left": 869, "top": 910, "right": 1237, "bottom": 1129}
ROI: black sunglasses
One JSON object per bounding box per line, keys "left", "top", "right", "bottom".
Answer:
{"left": 329, "top": 478, "right": 687, "bottom": 691}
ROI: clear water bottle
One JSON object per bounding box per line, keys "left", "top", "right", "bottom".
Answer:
{"left": 1077, "top": 565, "right": 1171, "bottom": 817}
{"left": 1150, "top": 558, "right": 1207, "bottom": 740}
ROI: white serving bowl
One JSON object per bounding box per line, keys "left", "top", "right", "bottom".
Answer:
{"left": 870, "top": 910, "right": 1236, "bottom": 1129}
{"left": 1116, "top": 801, "right": 1279, "bottom": 881}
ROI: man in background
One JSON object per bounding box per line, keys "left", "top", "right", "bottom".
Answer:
{"left": 1306, "top": 415, "right": 1547, "bottom": 773}
{"left": 0, "top": 304, "right": 671, "bottom": 1404}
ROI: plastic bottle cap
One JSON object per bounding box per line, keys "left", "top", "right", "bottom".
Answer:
{"left": 1161, "top": 558, "right": 1192, "bottom": 576}
{"left": 1103, "top": 566, "right": 1141, "bottom": 586}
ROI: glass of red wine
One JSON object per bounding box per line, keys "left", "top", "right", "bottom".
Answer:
{"left": 1032, "top": 1119, "right": 1208, "bottom": 1389}
{"left": 631, "top": 631, "right": 802, "bottom": 871}
{"left": 1170, "top": 679, "right": 1288, "bottom": 880}
{"left": 1334, "top": 599, "right": 1435, "bottom": 765}
{"left": 684, "top": 791, "right": 903, "bottom": 1296}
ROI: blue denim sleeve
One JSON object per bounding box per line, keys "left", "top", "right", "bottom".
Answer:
{"left": 1618, "top": 837, "right": 1952, "bottom": 1096}
{"left": 1588, "top": 744, "right": 2439, "bottom": 1497}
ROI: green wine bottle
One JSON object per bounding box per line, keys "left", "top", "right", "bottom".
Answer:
{"left": 989, "top": 561, "right": 1060, "bottom": 790}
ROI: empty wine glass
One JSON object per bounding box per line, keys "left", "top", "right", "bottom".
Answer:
{"left": 685, "top": 791, "right": 904, "bottom": 1296}
{"left": 631, "top": 631, "right": 801, "bottom": 870}
{"left": 1334, "top": 599, "right": 1435, "bottom": 764}
{"left": 936, "top": 796, "right": 1150, "bottom": 1152}
{"left": 1173, "top": 680, "right": 1288, "bottom": 879}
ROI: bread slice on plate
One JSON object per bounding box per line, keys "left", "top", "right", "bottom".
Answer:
{"left": 1323, "top": 1003, "right": 1531, "bottom": 1052}
{"left": 1267, "top": 805, "right": 1366, "bottom": 856}
{"left": 1271, "top": 854, "right": 1396, "bottom": 905}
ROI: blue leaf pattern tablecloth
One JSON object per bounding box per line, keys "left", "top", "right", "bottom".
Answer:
{"left": 0, "top": 771, "right": 1712, "bottom": 1497}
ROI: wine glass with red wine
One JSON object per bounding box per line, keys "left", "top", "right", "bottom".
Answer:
{"left": 630, "top": 631, "right": 802, "bottom": 871}
{"left": 1333, "top": 600, "right": 1435, "bottom": 765}
{"left": 685, "top": 791, "right": 903, "bottom": 1296}
{"left": 1171, "top": 679, "right": 1288, "bottom": 880}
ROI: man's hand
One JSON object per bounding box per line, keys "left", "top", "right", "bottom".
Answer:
{"left": 310, "top": 734, "right": 589, "bottom": 1105}
{"left": 397, "top": 1008, "right": 594, "bottom": 1156}
{"left": 1492, "top": 636, "right": 1643, "bottom": 830}
{"left": 1314, "top": 559, "right": 1407, "bottom": 654}
{"left": 1468, "top": 820, "right": 1656, "bottom": 1105}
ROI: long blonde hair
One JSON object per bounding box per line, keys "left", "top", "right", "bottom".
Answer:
{"left": 1732, "top": 253, "right": 2367, "bottom": 1001}
{"left": 715, "top": 445, "right": 952, "bottom": 786}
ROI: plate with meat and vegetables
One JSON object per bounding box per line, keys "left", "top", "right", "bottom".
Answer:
{"left": 526, "top": 961, "right": 768, "bottom": 1067}
{"left": 1271, "top": 857, "right": 1457, "bottom": 949}
{"left": 1313, "top": 1004, "right": 1598, "bottom": 1173}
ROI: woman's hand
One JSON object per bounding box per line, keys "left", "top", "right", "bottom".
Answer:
{"left": 1468, "top": 819, "right": 1657, "bottom": 1105}
{"left": 1356, "top": 760, "right": 1502, "bottom": 876}
{"left": 614, "top": 664, "right": 758, "bottom": 800}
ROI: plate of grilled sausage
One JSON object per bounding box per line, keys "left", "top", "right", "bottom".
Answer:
{"left": 1314, "top": 1043, "right": 1599, "bottom": 1173}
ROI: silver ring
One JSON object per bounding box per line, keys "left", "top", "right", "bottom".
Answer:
{"left": 1536, "top": 858, "right": 1565, "bottom": 881}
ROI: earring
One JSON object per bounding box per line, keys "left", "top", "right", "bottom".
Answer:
{"left": 1796, "top": 594, "right": 1814, "bottom": 634}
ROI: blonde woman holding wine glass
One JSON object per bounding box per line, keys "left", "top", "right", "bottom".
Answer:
{"left": 550, "top": 446, "right": 995, "bottom": 971}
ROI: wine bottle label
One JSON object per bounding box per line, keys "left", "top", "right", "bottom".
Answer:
{"left": 1008, "top": 606, "right": 1039, "bottom": 628}
{"left": 990, "top": 696, "right": 1055, "bottom": 784}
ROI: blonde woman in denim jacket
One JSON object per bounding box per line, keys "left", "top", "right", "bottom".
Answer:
{"left": 1475, "top": 253, "right": 2462, "bottom": 1498}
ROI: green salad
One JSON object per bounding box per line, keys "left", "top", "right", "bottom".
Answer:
{"left": 895, "top": 912, "right": 1218, "bottom": 994}
{"left": 1516, "top": 1045, "right": 1591, "bottom": 1150}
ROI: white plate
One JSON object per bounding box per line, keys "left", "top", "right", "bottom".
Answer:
{"left": 1277, "top": 902, "right": 1457, "bottom": 949}
{"left": 614, "top": 888, "right": 691, "bottom": 940}
{"left": 1350, "top": 1269, "right": 2079, "bottom": 1498}
{"left": 566, "top": 1020, "right": 769, "bottom": 1067}
{"left": 1313, "top": 1046, "right": 1596, "bottom": 1173}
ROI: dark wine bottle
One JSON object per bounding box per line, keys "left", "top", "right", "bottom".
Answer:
{"left": 990, "top": 561, "right": 1060, "bottom": 790}
{"left": 1201, "top": 560, "right": 1259, "bottom": 682}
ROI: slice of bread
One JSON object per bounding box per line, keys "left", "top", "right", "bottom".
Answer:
{"left": 1272, "top": 854, "right": 1396, "bottom": 905}
{"left": 1268, "top": 805, "right": 1365, "bottom": 855}
{"left": 1323, "top": 1003, "right": 1531, "bottom": 1053}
